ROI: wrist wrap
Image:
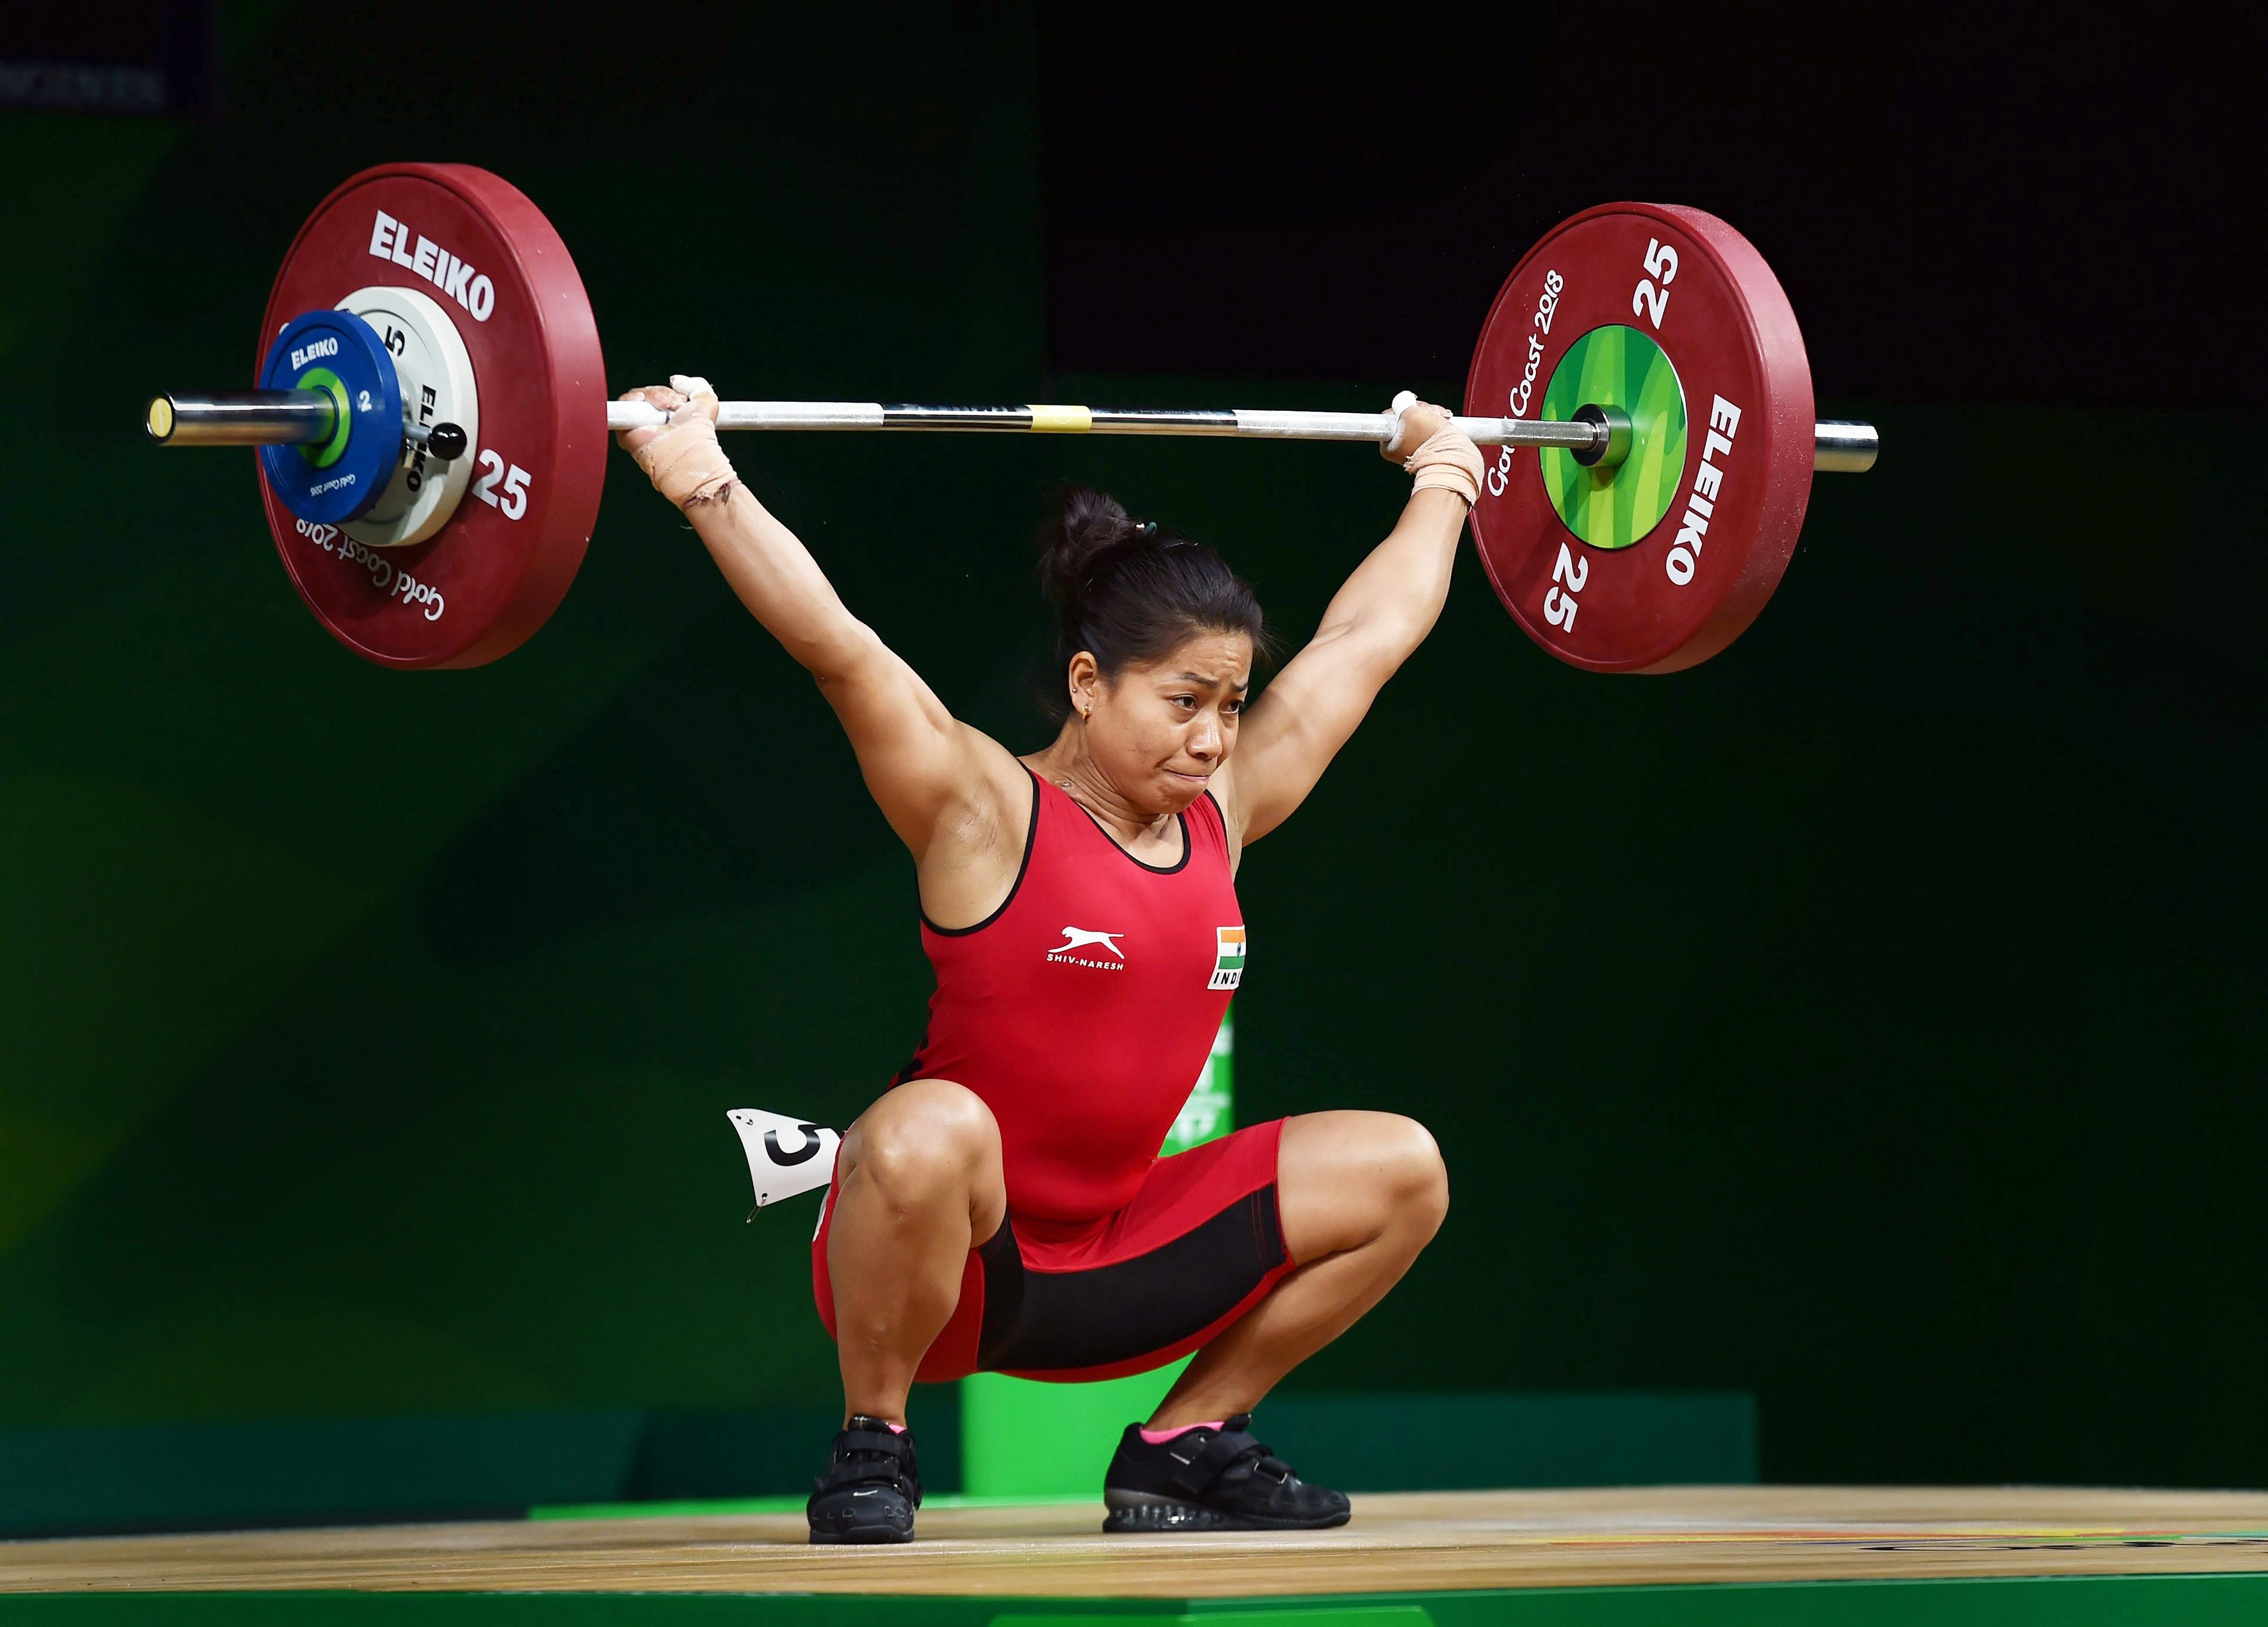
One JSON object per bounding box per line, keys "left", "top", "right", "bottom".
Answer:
{"left": 631, "top": 375, "right": 739, "bottom": 508}
{"left": 1403, "top": 426, "right": 1485, "bottom": 507}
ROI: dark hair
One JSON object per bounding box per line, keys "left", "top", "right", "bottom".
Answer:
{"left": 1037, "top": 487, "right": 1272, "bottom": 723}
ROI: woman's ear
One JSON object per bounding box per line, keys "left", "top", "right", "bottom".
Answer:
{"left": 1067, "top": 651, "right": 1100, "bottom": 721}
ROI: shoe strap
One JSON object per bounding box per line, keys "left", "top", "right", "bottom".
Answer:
{"left": 837, "top": 1427, "right": 910, "bottom": 1460}
{"left": 816, "top": 1455, "right": 916, "bottom": 1494}
{"left": 818, "top": 1418, "right": 921, "bottom": 1500}
{"left": 1159, "top": 1421, "right": 1281, "bottom": 1499}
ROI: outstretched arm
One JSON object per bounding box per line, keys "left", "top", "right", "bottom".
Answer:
{"left": 1222, "top": 401, "right": 1480, "bottom": 845}
{"left": 616, "top": 379, "right": 1011, "bottom": 860}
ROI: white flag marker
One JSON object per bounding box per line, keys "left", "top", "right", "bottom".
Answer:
{"left": 727, "top": 1108, "right": 842, "bottom": 1215}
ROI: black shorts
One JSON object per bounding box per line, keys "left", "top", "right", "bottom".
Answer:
{"left": 814, "top": 1119, "right": 1291, "bottom": 1381}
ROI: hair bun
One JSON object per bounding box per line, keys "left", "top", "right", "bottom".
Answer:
{"left": 1038, "top": 486, "right": 1142, "bottom": 606}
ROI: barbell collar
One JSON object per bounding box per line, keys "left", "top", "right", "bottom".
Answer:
{"left": 1569, "top": 405, "right": 1633, "bottom": 470}
{"left": 146, "top": 390, "right": 337, "bottom": 447}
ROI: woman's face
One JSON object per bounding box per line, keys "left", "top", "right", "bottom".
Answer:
{"left": 1074, "top": 630, "right": 1253, "bottom": 814}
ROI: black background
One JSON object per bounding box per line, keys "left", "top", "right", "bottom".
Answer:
{"left": 1039, "top": 8, "right": 2266, "bottom": 404}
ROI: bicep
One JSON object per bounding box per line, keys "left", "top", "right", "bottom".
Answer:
{"left": 815, "top": 626, "right": 1007, "bottom": 855}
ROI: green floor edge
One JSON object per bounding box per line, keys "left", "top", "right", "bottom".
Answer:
{"left": 5, "top": 1576, "right": 2267, "bottom": 1625}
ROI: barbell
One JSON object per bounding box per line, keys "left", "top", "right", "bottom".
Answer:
{"left": 145, "top": 164, "right": 1876, "bottom": 674}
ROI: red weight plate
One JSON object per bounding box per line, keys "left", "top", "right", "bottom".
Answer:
{"left": 1465, "top": 204, "right": 1814, "bottom": 673}
{"left": 256, "top": 164, "right": 606, "bottom": 669}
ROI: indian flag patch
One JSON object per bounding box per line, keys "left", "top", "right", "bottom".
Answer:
{"left": 1209, "top": 926, "right": 1246, "bottom": 990}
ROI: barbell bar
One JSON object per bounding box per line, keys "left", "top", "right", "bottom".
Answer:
{"left": 149, "top": 388, "right": 1877, "bottom": 473}
{"left": 147, "top": 390, "right": 470, "bottom": 456}
{"left": 147, "top": 390, "right": 340, "bottom": 448}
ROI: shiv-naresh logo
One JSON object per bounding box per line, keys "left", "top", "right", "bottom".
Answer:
{"left": 1210, "top": 926, "right": 1246, "bottom": 990}
{"left": 1048, "top": 926, "right": 1126, "bottom": 970}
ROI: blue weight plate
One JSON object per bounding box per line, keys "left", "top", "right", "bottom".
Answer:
{"left": 257, "top": 309, "right": 404, "bottom": 525}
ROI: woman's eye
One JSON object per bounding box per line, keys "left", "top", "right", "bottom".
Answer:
{"left": 1173, "top": 696, "right": 1196, "bottom": 709}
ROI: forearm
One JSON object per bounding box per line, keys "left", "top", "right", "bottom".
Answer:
{"left": 686, "top": 484, "right": 869, "bottom": 677}
{"left": 618, "top": 377, "right": 870, "bottom": 678}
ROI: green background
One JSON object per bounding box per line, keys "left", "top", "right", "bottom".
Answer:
{"left": 0, "top": 3, "right": 2262, "bottom": 1531}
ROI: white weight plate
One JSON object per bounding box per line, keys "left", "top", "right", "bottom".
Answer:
{"left": 336, "top": 283, "right": 481, "bottom": 549}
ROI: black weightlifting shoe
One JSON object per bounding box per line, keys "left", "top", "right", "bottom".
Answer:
{"left": 807, "top": 1415, "right": 921, "bottom": 1544}
{"left": 1101, "top": 1414, "right": 1350, "bottom": 1532}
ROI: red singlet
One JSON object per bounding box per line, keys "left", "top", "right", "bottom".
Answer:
{"left": 812, "top": 767, "right": 1291, "bottom": 1383}
{"left": 902, "top": 769, "right": 1246, "bottom": 1220}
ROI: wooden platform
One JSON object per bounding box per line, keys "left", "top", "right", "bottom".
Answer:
{"left": 5, "top": 1487, "right": 2267, "bottom": 1623}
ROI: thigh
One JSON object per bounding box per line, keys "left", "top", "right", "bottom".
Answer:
{"left": 1275, "top": 1110, "right": 1445, "bottom": 1263}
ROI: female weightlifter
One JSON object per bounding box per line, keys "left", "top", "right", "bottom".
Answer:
{"left": 618, "top": 379, "right": 1484, "bottom": 1543}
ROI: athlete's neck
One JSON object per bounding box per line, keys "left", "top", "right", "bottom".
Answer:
{"left": 1024, "top": 736, "right": 1177, "bottom": 850}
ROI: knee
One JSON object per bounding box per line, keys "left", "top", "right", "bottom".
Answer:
{"left": 1378, "top": 1116, "right": 1449, "bottom": 1235}
{"left": 852, "top": 1079, "right": 998, "bottom": 1200}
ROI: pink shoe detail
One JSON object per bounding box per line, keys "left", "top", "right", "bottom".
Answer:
{"left": 1139, "top": 1420, "right": 1225, "bottom": 1445}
